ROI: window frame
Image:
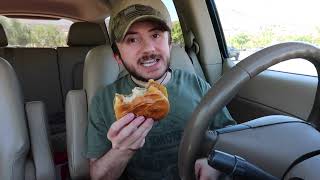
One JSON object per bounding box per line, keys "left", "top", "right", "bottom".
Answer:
{"left": 205, "top": 0, "right": 230, "bottom": 59}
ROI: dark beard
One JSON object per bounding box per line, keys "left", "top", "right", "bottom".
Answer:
{"left": 120, "top": 55, "right": 170, "bottom": 82}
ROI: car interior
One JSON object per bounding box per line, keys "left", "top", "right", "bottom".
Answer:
{"left": 0, "top": 0, "right": 320, "bottom": 179}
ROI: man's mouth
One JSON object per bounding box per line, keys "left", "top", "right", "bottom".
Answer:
{"left": 140, "top": 58, "right": 160, "bottom": 67}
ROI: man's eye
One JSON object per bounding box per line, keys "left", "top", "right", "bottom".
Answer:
{"left": 152, "top": 33, "right": 160, "bottom": 38}
{"left": 127, "top": 38, "right": 138, "bottom": 43}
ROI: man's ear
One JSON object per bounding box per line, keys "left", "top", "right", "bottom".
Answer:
{"left": 114, "top": 54, "right": 123, "bottom": 65}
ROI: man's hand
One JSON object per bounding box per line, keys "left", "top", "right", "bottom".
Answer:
{"left": 90, "top": 113, "right": 154, "bottom": 180}
{"left": 107, "top": 113, "right": 154, "bottom": 151}
{"left": 195, "top": 158, "right": 220, "bottom": 180}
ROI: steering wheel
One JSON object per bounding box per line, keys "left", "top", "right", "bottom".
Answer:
{"left": 178, "top": 42, "right": 320, "bottom": 179}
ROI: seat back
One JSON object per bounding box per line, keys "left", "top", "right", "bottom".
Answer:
{"left": 6, "top": 48, "right": 64, "bottom": 120}
{"left": 0, "top": 24, "right": 65, "bottom": 135}
{"left": 0, "top": 23, "right": 67, "bottom": 153}
{"left": 84, "top": 45, "right": 121, "bottom": 104}
{"left": 0, "top": 47, "right": 66, "bottom": 150}
{"left": 57, "top": 22, "right": 107, "bottom": 100}
{"left": 26, "top": 101, "right": 56, "bottom": 180}
{"left": 0, "top": 57, "right": 56, "bottom": 180}
{"left": 66, "top": 45, "right": 117, "bottom": 179}
{"left": 0, "top": 57, "right": 29, "bottom": 180}
{"left": 66, "top": 90, "right": 90, "bottom": 179}
{"left": 0, "top": 24, "right": 56, "bottom": 179}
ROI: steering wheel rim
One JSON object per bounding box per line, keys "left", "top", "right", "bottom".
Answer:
{"left": 178, "top": 42, "right": 320, "bottom": 180}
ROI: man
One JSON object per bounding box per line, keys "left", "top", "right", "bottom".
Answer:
{"left": 86, "top": 0, "right": 236, "bottom": 179}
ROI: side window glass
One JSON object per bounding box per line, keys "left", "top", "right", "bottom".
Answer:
{"left": 105, "top": 0, "right": 184, "bottom": 47}
{"left": 0, "top": 16, "right": 72, "bottom": 47}
{"left": 162, "top": 0, "right": 184, "bottom": 46}
{"left": 215, "top": 0, "right": 317, "bottom": 76}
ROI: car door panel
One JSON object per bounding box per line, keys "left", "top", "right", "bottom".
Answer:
{"left": 225, "top": 62, "right": 317, "bottom": 123}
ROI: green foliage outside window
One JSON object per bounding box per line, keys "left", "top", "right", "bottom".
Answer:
{"left": 0, "top": 16, "right": 67, "bottom": 47}
{"left": 227, "top": 26, "right": 320, "bottom": 51}
{"left": 30, "top": 25, "right": 65, "bottom": 47}
{"left": 1, "top": 16, "right": 186, "bottom": 48}
{"left": 171, "top": 21, "right": 184, "bottom": 46}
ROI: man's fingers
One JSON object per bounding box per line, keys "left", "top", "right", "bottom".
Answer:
{"left": 107, "top": 113, "right": 135, "bottom": 139}
{"left": 194, "top": 158, "right": 220, "bottom": 180}
{"left": 127, "top": 118, "right": 154, "bottom": 148}
{"left": 129, "top": 134, "right": 146, "bottom": 150}
{"left": 111, "top": 116, "right": 145, "bottom": 144}
{"left": 194, "top": 159, "right": 202, "bottom": 180}
{"left": 130, "top": 118, "right": 154, "bottom": 142}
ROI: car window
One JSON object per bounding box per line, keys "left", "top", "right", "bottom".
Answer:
{"left": 105, "top": 0, "right": 184, "bottom": 47}
{"left": 215, "top": 0, "right": 318, "bottom": 76}
{"left": 0, "top": 16, "right": 72, "bottom": 47}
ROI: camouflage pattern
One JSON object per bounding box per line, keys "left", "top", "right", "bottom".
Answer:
{"left": 109, "top": 0, "right": 172, "bottom": 43}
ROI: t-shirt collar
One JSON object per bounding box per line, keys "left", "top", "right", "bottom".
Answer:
{"left": 130, "top": 69, "right": 172, "bottom": 87}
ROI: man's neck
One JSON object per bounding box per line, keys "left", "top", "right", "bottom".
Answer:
{"left": 131, "top": 70, "right": 172, "bottom": 87}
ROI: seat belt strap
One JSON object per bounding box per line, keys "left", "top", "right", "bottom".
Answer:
{"left": 187, "top": 46, "right": 206, "bottom": 80}
{"left": 185, "top": 31, "right": 206, "bottom": 80}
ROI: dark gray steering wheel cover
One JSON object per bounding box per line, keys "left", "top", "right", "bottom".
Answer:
{"left": 178, "top": 42, "right": 320, "bottom": 180}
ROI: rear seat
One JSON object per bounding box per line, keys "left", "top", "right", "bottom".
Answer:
{"left": 1, "top": 49, "right": 65, "bottom": 150}
{"left": 0, "top": 25, "right": 64, "bottom": 153}
{"left": 0, "top": 22, "right": 106, "bottom": 153}
{"left": 0, "top": 23, "right": 60, "bottom": 178}
{"left": 57, "top": 22, "right": 106, "bottom": 100}
{"left": 3, "top": 48, "right": 63, "bottom": 122}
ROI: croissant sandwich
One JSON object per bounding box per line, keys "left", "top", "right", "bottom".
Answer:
{"left": 114, "top": 79, "right": 170, "bottom": 121}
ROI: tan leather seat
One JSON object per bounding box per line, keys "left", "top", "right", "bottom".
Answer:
{"left": 66, "top": 45, "right": 117, "bottom": 179}
{"left": 25, "top": 101, "right": 56, "bottom": 180}
{"left": 57, "top": 22, "right": 107, "bottom": 100}
{"left": 65, "top": 44, "right": 197, "bottom": 179}
{"left": 0, "top": 57, "right": 29, "bottom": 180}
{"left": 1, "top": 22, "right": 106, "bottom": 154}
{"left": 56, "top": 22, "right": 106, "bottom": 155}
{"left": 0, "top": 57, "right": 56, "bottom": 180}
{"left": 0, "top": 23, "right": 66, "bottom": 153}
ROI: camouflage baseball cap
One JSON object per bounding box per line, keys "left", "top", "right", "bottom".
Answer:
{"left": 109, "top": 0, "right": 172, "bottom": 43}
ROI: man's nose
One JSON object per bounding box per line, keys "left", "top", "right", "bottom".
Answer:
{"left": 142, "top": 39, "right": 156, "bottom": 52}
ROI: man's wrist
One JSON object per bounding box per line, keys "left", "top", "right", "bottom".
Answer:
{"left": 110, "top": 147, "right": 136, "bottom": 158}
{"left": 89, "top": 148, "right": 135, "bottom": 180}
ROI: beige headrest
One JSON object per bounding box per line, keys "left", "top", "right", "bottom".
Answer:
{"left": 0, "top": 24, "right": 8, "bottom": 47}
{"left": 67, "top": 22, "right": 106, "bottom": 46}
{"left": 84, "top": 45, "right": 120, "bottom": 104}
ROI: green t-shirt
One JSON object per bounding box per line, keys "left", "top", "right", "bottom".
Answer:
{"left": 86, "top": 69, "right": 235, "bottom": 180}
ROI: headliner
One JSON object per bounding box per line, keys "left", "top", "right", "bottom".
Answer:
{"left": 0, "top": 0, "right": 115, "bottom": 22}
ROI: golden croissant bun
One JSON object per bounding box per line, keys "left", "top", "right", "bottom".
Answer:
{"left": 113, "top": 79, "right": 170, "bottom": 121}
